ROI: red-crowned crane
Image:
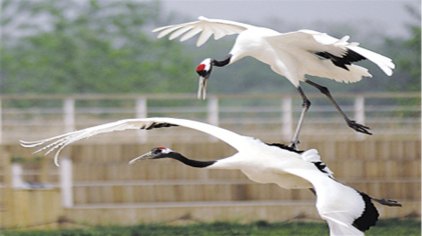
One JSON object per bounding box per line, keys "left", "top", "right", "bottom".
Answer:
{"left": 20, "top": 117, "right": 400, "bottom": 235}
{"left": 153, "top": 16, "right": 395, "bottom": 147}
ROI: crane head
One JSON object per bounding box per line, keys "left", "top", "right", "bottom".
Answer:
{"left": 195, "top": 58, "right": 213, "bottom": 100}
{"left": 128, "top": 146, "right": 172, "bottom": 165}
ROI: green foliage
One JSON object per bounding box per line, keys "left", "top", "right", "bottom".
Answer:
{"left": 10, "top": 155, "right": 43, "bottom": 164}
{"left": 382, "top": 28, "right": 421, "bottom": 92}
{"left": 0, "top": 1, "right": 420, "bottom": 95}
{"left": 0, "top": 0, "right": 196, "bottom": 94}
{"left": 2, "top": 219, "right": 420, "bottom": 236}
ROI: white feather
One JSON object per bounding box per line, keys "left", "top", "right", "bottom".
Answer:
{"left": 21, "top": 117, "right": 389, "bottom": 235}
{"left": 154, "top": 17, "right": 394, "bottom": 87}
{"left": 157, "top": 25, "right": 184, "bottom": 39}
{"left": 197, "top": 29, "right": 214, "bottom": 47}
{"left": 153, "top": 16, "right": 250, "bottom": 46}
{"left": 169, "top": 26, "right": 194, "bottom": 40}
{"left": 179, "top": 27, "right": 203, "bottom": 42}
{"left": 347, "top": 45, "right": 395, "bottom": 76}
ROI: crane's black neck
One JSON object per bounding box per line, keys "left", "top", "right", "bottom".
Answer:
{"left": 212, "top": 54, "right": 232, "bottom": 67}
{"left": 165, "top": 152, "right": 216, "bottom": 168}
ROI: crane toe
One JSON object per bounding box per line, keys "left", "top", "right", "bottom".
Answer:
{"left": 347, "top": 120, "right": 372, "bottom": 135}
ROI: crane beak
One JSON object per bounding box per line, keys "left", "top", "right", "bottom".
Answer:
{"left": 197, "top": 76, "right": 208, "bottom": 100}
{"left": 128, "top": 151, "right": 153, "bottom": 165}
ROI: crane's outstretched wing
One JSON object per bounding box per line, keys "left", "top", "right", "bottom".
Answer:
{"left": 323, "top": 213, "right": 365, "bottom": 236}
{"left": 20, "top": 117, "right": 250, "bottom": 166}
{"left": 301, "top": 149, "right": 334, "bottom": 178}
{"left": 321, "top": 192, "right": 380, "bottom": 236}
{"left": 266, "top": 30, "right": 394, "bottom": 77}
{"left": 153, "top": 16, "right": 252, "bottom": 47}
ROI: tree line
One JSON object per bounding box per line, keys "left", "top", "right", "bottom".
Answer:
{"left": 1, "top": 0, "right": 420, "bottom": 95}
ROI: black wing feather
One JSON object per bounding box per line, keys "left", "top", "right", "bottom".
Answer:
{"left": 144, "top": 122, "right": 178, "bottom": 130}
{"left": 266, "top": 143, "right": 304, "bottom": 154}
{"left": 316, "top": 49, "right": 366, "bottom": 70}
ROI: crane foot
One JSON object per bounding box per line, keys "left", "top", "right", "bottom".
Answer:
{"left": 347, "top": 119, "right": 372, "bottom": 135}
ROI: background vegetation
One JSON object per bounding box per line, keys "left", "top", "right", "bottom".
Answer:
{"left": 1, "top": 0, "right": 195, "bottom": 94}
{"left": 2, "top": 219, "right": 421, "bottom": 236}
{"left": 0, "top": 0, "right": 420, "bottom": 95}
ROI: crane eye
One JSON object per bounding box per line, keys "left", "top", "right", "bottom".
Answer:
{"left": 151, "top": 147, "right": 163, "bottom": 155}
{"left": 151, "top": 146, "right": 171, "bottom": 156}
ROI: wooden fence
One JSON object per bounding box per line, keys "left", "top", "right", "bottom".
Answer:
{"left": 0, "top": 92, "right": 420, "bottom": 228}
{"left": 0, "top": 135, "right": 420, "bottom": 228}
{"left": 0, "top": 92, "right": 420, "bottom": 143}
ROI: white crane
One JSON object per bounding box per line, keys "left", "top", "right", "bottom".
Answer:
{"left": 153, "top": 16, "right": 395, "bottom": 147}
{"left": 20, "top": 117, "right": 400, "bottom": 235}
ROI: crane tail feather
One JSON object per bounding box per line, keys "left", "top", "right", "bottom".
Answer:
{"left": 347, "top": 45, "right": 395, "bottom": 76}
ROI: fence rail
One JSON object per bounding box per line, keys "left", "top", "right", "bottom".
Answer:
{"left": 1, "top": 137, "right": 420, "bottom": 227}
{"left": 1, "top": 92, "right": 419, "bottom": 144}
{"left": 1, "top": 92, "right": 420, "bottom": 228}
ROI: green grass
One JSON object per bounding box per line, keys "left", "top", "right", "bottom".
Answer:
{"left": 2, "top": 219, "right": 420, "bottom": 236}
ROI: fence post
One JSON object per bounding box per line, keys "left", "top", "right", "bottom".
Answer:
{"left": 354, "top": 96, "right": 366, "bottom": 140}
{"left": 136, "top": 97, "right": 148, "bottom": 143}
{"left": 63, "top": 98, "right": 75, "bottom": 132}
{"left": 135, "top": 97, "right": 147, "bottom": 118}
{"left": 281, "top": 96, "right": 293, "bottom": 140}
{"left": 207, "top": 96, "right": 219, "bottom": 126}
{"left": 60, "top": 157, "right": 73, "bottom": 208}
{"left": 11, "top": 163, "right": 24, "bottom": 188}
{"left": 207, "top": 96, "right": 219, "bottom": 142}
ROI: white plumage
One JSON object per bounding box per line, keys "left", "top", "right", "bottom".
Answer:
{"left": 154, "top": 16, "right": 394, "bottom": 85}
{"left": 20, "top": 117, "right": 400, "bottom": 235}
{"left": 154, "top": 17, "right": 395, "bottom": 145}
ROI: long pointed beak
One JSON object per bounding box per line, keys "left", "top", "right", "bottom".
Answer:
{"left": 128, "top": 151, "right": 153, "bottom": 165}
{"left": 197, "top": 76, "right": 208, "bottom": 100}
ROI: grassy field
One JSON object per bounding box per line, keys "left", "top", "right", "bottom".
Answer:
{"left": 2, "top": 219, "right": 420, "bottom": 236}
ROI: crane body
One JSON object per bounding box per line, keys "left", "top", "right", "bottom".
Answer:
{"left": 21, "top": 117, "right": 400, "bottom": 235}
{"left": 154, "top": 17, "right": 395, "bottom": 147}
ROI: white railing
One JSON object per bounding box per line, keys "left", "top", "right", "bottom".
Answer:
{"left": 0, "top": 93, "right": 420, "bottom": 143}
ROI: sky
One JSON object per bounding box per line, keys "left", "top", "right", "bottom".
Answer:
{"left": 159, "top": 0, "right": 420, "bottom": 38}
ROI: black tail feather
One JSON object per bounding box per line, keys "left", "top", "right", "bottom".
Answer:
{"left": 353, "top": 192, "right": 402, "bottom": 232}
{"left": 372, "top": 198, "right": 402, "bottom": 207}
{"left": 353, "top": 192, "right": 379, "bottom": 232}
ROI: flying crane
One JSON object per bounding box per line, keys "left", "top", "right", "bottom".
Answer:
{"left": 20, "top": 117, "right": 400, "bottom": 235}
{"left": 154, "top": 16, "right": 395, "bottom": 147}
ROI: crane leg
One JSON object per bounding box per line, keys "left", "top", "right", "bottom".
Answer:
{"left": 290, "top": 87, "right": 311, "bottom": 149}
{"left": 305, "top": 80, "right": 372, "bottom": 135}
